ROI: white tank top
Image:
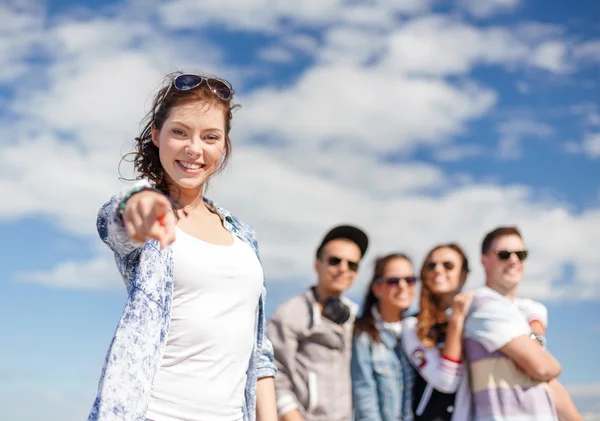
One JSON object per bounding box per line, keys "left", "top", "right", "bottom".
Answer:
{"left": 146, "top": 226, "right": 264, "bottom": 421}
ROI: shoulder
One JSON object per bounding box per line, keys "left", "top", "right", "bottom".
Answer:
{"left": 401, "top": 315, "right": 418, "bottom": 331}
{"left": 470, "top": 286, "right": 510, "bottom": 312}
{"left": 515, "top": 297, "right": 548, "bottom": 326}
{"left": 354, "top": 330, "right": 374, "bottom": 347}
{"left": 205, "top": 197, "right": 258, "bottom": 242}
{"left": 341, "top": 296, "right": 359, "bottom": 316}
{"left": 400, "top": 316, "right": 421, "bottom": 352}
{"left": 465, "top": 289, "right": 529, "bottom": 340}
{"left": 270, "top": 293, "right": 311, "bottom": 326}
{"left": 204, "top": 198, "right": 253, "bottom": 229}
{"left": 515, "top": 297, "right": 547, "bottom": 314}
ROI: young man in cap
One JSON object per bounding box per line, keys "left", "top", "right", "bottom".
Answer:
{"left": 267, "top": 225, "right": 369, "bottom": 421}
{"left": 464, "top": 226, "right": 582, "bottom": 421}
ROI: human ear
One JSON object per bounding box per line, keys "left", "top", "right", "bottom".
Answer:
{"left": 151, "top": 126, "right": 160, "bottom": 147}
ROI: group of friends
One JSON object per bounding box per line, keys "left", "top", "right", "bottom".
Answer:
{"left": 268, "top": 224, "right": 581, "bottom": 421}
{"left": 87, "top": 71, "right": 580, "bottom": 421}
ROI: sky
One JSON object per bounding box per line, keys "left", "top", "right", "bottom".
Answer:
{"left": 1, "top": 0, "right": 599, "bottom": 420}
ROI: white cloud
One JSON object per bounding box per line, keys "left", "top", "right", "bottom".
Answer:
{"left": 497, "top": 119, "right": 554, "bottom": 160}
{"left": 565, "top": 133, "right": 600, "bottom": 159}
{"left": 574, "top": 40, "right": 600, "bottom": 63}
{"left": 0, "top": 1, "right": 45, "bottom": 83}
{"left": 587, "top": 111, "right": 600, "bottom": 126}
{"left": 459, "top": 0, "right": 520, "bottom": 18}
{"left": 157, "top": 0, "right": 433, "bottom": 33}
{"left": 431, "top": 144, "right": 484, "bottom": 162}
{"left": 17, "top": 253, "right": 121, "bottom": 290}
{"left": 258, "top": 45, "right": 295, "bottom": 63}
{"left": 237, "top": 64, "right": 497, "bottom": 153}
{"left": 528, "top": 40, "right": 570, "bottom": 73}
{"left": 382, "top": 16, "right": 529, "bottom": 76}
{"left": 582, "top": 133, "right": 600, "bottom": 158}
{"left": 281, "top": 33, "right": 320, "bottom": 54}
{"left": 318, "top": 26, "right": 388, "bottom": 66}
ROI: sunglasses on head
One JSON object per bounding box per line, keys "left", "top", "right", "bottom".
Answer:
{"left": 169, "top": 73, "right": 233, "bottom": 100}
{"left": 425, "top": 261, "right": 455, "bottom": 272}
{"left": 326, "top": 256, "right": 359, "bottom": 272}
{"left": 495, "top": 250, "right": 528, "bottom": 261}
{"left": 377, "top": 276, "right": 418, "bottom": 286}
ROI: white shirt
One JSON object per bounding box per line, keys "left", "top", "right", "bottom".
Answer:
{"left": 146, "top": 227, "right": 264, "bottom": 421}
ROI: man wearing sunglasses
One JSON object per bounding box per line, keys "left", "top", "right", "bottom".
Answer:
{"left": 267, "top": 225, "right": 369, "bottom": 421}
{"left": 463, "top": 226, "right": 581, "bottom": 421}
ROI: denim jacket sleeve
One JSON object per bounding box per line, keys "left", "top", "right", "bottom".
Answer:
{"left": 351, "top": 333, "right": 383, "bottom": 421}
{"left": 97, "top": 180, "right": 151, "bottom": 259}
{"left": 398, "top": 345, "right": 415, "bottom": 421}
{"left": 256, "top": 282, "right": 277, "bottom": 379}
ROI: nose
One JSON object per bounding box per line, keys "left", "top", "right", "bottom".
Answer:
{"left": 185, "top": 136, "right": 203, "bottom": 157}
{"left": 338, "top": 260, "right": 350, "bottom": 272}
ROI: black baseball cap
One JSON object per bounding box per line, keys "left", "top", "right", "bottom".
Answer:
{"left": 316, "top": 225, "right": 369, "bottom": 258}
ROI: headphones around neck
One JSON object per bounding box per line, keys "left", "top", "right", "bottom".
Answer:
{"left": 313, "top": 288, "right": 351, "bottom": 325}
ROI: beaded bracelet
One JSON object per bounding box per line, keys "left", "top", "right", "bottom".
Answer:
{"left": 118, "top": 186, "right": 164, "bottom": 217}
{"left": 118, "top": 186, "right": 188, "bottom": 219}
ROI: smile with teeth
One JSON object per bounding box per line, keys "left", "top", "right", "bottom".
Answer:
{"left": 178, "top": 160, "right": 204, "bottom": 170}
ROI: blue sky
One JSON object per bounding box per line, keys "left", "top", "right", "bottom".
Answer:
{"left": 1, "top": 0, "right": 599, "bottom": 420}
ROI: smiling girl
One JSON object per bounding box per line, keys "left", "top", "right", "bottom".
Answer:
{"left": 88, "top": 72, "right": 277, "bottom": 421}
{"left": 401, "top": 244, "right": 473, "bottom": 421}
{"left": 351, "top": 253, "right": 417, "bottom": 421}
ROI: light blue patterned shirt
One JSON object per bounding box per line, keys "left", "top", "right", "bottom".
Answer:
{"left": 88, "top": 181, "right": 277, "bottom": 421}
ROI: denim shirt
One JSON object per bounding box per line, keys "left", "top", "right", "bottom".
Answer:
{"left": 351, "top": 325, "right": 415, "bottom": 421}
{"left": 88, "top": 182, "right": 277, "bottom": 421}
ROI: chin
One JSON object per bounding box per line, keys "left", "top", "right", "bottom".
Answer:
{"left": 393, "top": 300, "right": 412, "bottom": 310}
{"left": 328, "top": 282, "right": 349, "bottom": 294}
{"left": 429, "top": 286, "right": 452, "bottom": 296}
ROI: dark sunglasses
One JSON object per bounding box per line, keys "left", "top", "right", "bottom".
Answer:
{"left": 377, "top": 276, "right": 418, "bottom": 286}
{"left": 495, "top": 250, "right": 528, "bottom": 261}
{"left": 425, "top": 261, "right": 455, "bottom": 272}
{"left": 170, "top": 74, "right": 233, "bottom": 100}
{"left": 326, "top": 256, "right": 359, "bottom": 272}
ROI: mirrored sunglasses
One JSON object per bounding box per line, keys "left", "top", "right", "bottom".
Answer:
{"left": 171, "top": 74, "right": 233, "bottom": 100}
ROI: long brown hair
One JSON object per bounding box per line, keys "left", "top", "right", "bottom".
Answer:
{"left": 417, "top": 243, "right": 469, "bottom": 348}
{"left": 123, "top": 71, "right": 239, "bottom": 196}
{"left": 354, "top": 253, "right": 412, "bottom": 342}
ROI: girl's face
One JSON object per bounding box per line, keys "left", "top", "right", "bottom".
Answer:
{"left": 373, "top": 258, "right": 416, "bottom": 313}
{"left": 423, "top": 247, "right": 464, "bottom": 296}
{"left": 152, "top": 101, "right": 226, "bottom": 198}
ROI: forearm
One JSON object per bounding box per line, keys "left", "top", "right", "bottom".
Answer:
{"left": 549, "top": 379, "right": 583, "bottom": 421}
{"left": 256, "top": 377, "right": 278, "bottom": 421}
{"left": 442, "top": 316, "right": 465, "bottom": 361}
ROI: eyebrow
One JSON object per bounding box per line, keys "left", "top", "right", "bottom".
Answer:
{"left": 169, "top": 121, "right": 224, "bottom": 134}
{"left": 170, "top": 120, "right": 192, "bottom": 130}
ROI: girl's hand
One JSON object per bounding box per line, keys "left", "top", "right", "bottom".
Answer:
{"left": 451, "top": 291, "right": 474, "bottom": 320}
{"left": 122, "top": 191, "right": 176, "bottom": 248}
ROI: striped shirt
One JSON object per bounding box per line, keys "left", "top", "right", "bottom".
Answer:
{"left": 464, "top": 287, "right": 558, "bottom": 421}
